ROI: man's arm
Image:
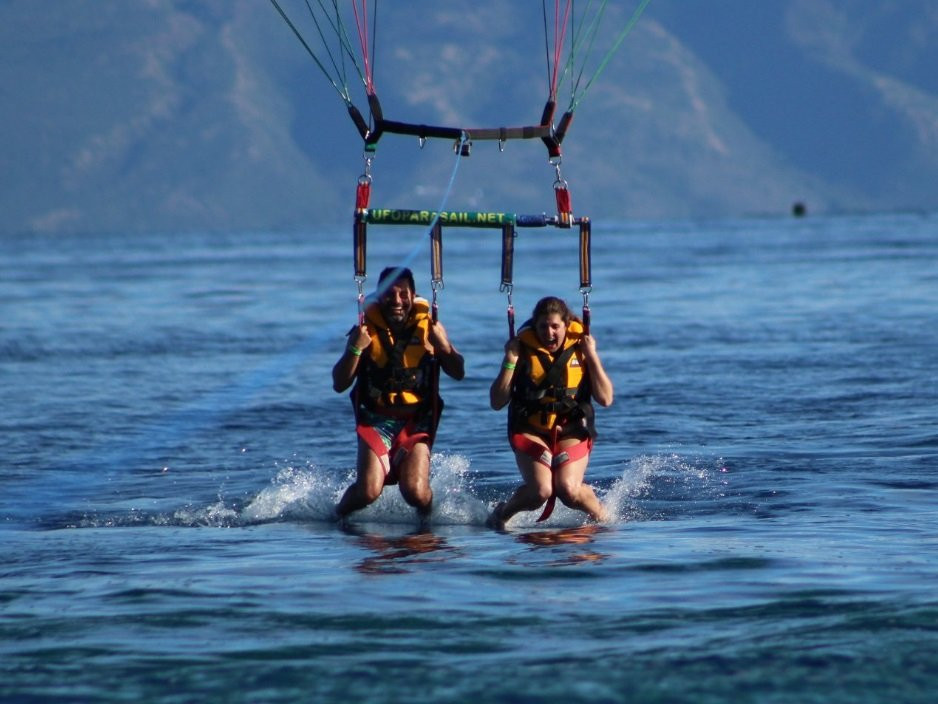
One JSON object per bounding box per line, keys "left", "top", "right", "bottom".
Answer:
{"left": 333, "top": 325, "right": 371, "bottom": 392}
{"left": 428, "top": 320, "right": 465, "bottom": 380}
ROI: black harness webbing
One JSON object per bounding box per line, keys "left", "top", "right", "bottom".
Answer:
{"left": 579, "top": 218, "right": 592, "bottom": 334}
{"left": 360, "top": 96, "right": 561, "bottom": 156}
{"left": 500, "top": 222, "right": 516, "bottom": 337}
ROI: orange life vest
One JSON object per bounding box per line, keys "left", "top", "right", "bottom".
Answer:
{"left": 355, "top": 297, "right": 436, "bottom": 412}
{"left": 509, "top": 319, "right": 595, "bottom": 438}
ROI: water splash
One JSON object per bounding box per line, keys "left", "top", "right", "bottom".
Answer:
{"left": 234, "top": 451, "right": 489, "bottom": 527}
{"left": 603, "top": 452, "right": 723, "bottom": 522}
{"left": 427, "top": 452, "right": 491, "bottom": 525}
{"left": 239, "top": 460, "right": 345, "bottom": 524}
{"left": 170, "top": 500, "right": 241, "bottom": 528}
{"left": 46, "top": 451, "right": 726, "bottom": 530}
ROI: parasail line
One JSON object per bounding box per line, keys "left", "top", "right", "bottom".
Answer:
{"left": 306, "top": 0, "right": 367, "bottom": 95}
{"left": 550, "top": 0, "right": 574, "bottom": 98}
{"left": 569, "top": 0, "right": 653, "bottom": 111}
{"left": 541, "top": 2, "right": 552, "bottom": 95}
{"left": 564, "top": 0, "right": 605, "bottom": 103}
{"left": 351, "top": 0, "right": 375, "bottom": 94}
{"left": 269, "top": 0, "right": 352, "bottom": 103}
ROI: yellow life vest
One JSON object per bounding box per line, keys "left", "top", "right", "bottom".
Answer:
{"left": 357, "top": 297, "right": 434, "bottom": 410}
{"left": 510, "top": 319, "right": 593, "bottom": 435}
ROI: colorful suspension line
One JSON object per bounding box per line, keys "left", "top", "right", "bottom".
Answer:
{"left": 270, "top": 0, "right": 653, "bottom": 154}
{"left": 271, "top": 0, "right": 651, "bottom": 233}
{"left": 268, "top": 0, "right": 616, "bottom": 157}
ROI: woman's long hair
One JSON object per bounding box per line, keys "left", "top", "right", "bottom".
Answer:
{"left": 531, "top": 296, "right": 581, "bottom": 326}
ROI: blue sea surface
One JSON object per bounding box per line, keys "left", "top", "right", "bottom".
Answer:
{"left": 2, "top": 213, "right": 937, "bottom": 702}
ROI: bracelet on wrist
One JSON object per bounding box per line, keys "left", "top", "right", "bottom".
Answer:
{"left": 347, "top": 344, "right": 362, "bottom": 357}
{"left": 502, "top": 361, "right": 516, "bottom": 371}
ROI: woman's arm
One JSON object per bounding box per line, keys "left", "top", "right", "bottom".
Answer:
{"left": 490, "top": 337, "right": 521, "bottom": 410}
{"left": 579, "top": 334, "right": 614, "bottom": 406}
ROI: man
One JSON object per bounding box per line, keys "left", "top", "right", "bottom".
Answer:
{"left": 332, "top": 266, "right": 465, "bottom": 524}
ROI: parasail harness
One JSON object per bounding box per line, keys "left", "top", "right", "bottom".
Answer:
{"left": 352, "top": 182, "right": 593, "bottom": 523}
{"left": 271, "top": 0, "right": 651, "bottom": 522}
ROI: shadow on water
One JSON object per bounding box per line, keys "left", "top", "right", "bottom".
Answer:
{"left": 514, "top": 524, "right": 610, "bottom": 566}
{"left": 339, "top": 522, "right": 612, "bottom": 576}
{"left": 340, "top": 524, "right": 460, "bottom": 575}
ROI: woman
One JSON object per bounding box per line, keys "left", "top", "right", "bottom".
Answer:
{"left": 488, "top": 296, "right": 614, "bottom": 529}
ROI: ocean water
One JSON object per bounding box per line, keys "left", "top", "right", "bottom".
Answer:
{"left": 2, "top": 212, "right": 937, "bottom": 703}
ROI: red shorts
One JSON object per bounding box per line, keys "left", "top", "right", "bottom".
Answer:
{"left": 509, "top": 431, "right": 592, "bottom": 470}
{"left": 356, "top": 409, "right": 433, "bottom": 483}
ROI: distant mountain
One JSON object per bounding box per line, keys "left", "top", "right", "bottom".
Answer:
{"left": 656, "top": 0, "right": 938, "bottom": 213}
{"left": 1, "top": 0, "right": 937, "bottom": 236}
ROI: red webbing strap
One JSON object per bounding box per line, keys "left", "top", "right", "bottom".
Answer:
{"left": 537, "top": 494, "right": 558, "bottom": 523}
{"left": 355, "top": 179, "right": 371, "bottom": 213}
{"left": 536, "top": 425, "right": 563, "bottom": 522}
{"left": 554, "top": 181, "right": 573, "bottom": 228}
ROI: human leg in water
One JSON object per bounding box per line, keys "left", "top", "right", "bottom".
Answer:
{"left": 487, "top": 442, "right": 552, "bottom": 530}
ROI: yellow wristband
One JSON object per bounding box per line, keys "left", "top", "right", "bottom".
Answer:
{"left": 502, "top": 361, "right": 516, "bottom": 371}
{"left": 347, "top": 344, "right": 362, "bottom": 357}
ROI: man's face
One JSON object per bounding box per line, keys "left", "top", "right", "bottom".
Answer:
{"left": 378, "top": 280, "right": 414, "bottom": 325}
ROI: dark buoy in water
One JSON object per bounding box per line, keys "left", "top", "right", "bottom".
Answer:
{"left": 792, "top": 201, "right": 807, "bottom": 217}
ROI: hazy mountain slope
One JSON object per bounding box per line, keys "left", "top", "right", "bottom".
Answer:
{"left": 0, "top": 1, "right": 339, "bottom": 236}
{"left": 1, "top": 0, "right": 936, "bottom": 236}
{"left": 257, "top": 2, "right": 832, "bottom": 221}
{"left": 656, "top": 0, "right": 938, "bottom": 211}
